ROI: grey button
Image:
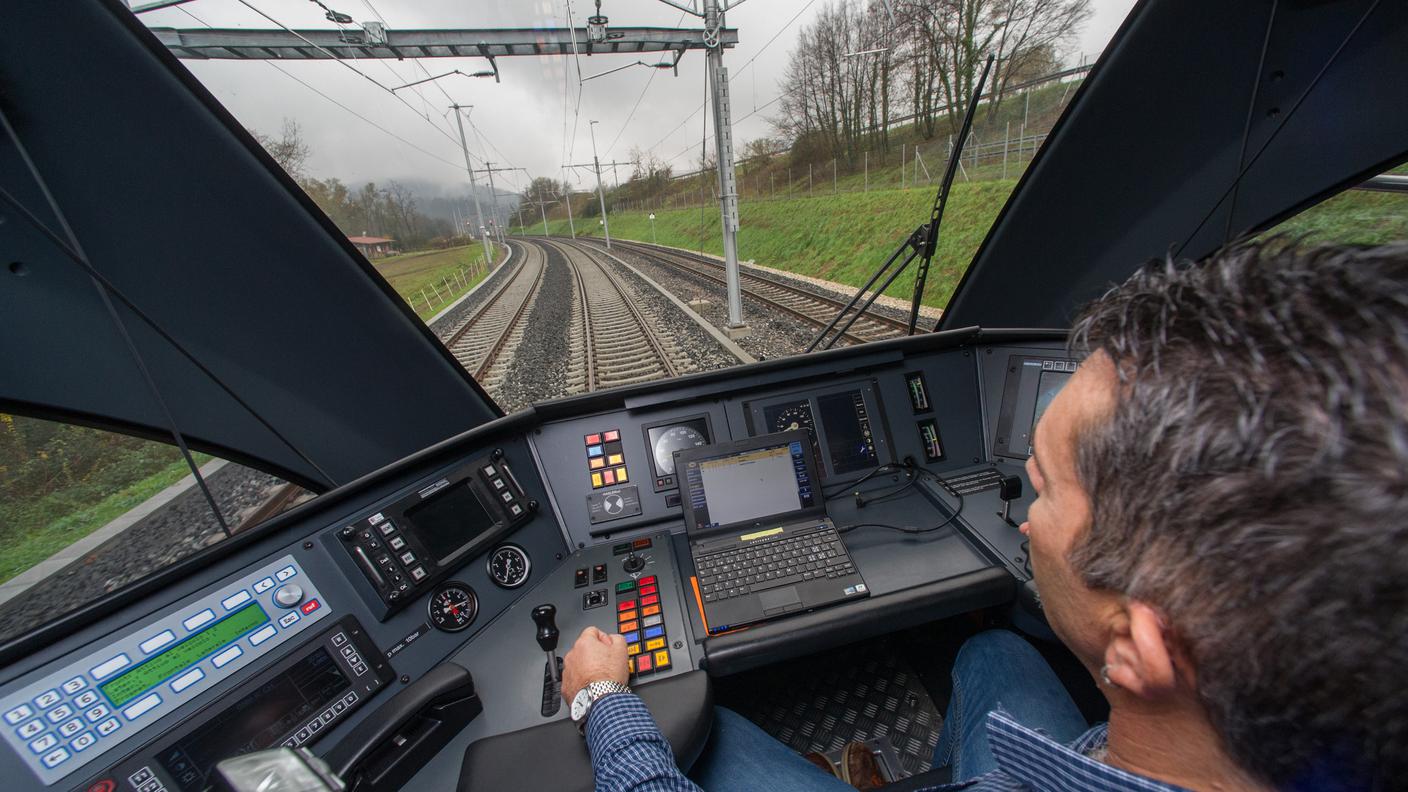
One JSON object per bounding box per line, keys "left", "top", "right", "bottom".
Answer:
{"left": 273, "top": 584, "right": 304, "bottom": 608}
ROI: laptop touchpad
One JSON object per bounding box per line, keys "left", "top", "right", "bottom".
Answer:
{"left": 760, "top": 586, "right": 802, "bottom": 614}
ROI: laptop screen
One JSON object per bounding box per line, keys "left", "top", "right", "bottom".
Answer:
{"left": 681, "top": 434, "right": 818, "bottom": 531}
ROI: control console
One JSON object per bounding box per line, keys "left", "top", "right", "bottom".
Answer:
{"left": 338, "top": 452, "right": 537, "bottom": 618}
{"left": 0, "top": 556, "right": 329, "bottom": 786}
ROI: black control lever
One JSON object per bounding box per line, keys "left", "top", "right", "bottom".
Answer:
{"left": 531, "top": 604, "right": 560, "bottom": 683}
{"left": 997, "top": 475, "right": 1022, "bottom": 526}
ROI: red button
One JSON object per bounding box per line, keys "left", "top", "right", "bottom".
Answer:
{"left": 87, "top": 781, "right": 116, "bottom": 792}
{"left": 632, "top": 538, "right": 653, "bottom": 550}
{"left": 640, "top": 576, "right": 657, "bottom": 586}
{"left": 604, "top": 430, "right": 620, "bottom": 442}
{"left": 585, "top": 434, "right": 601, "bottom": 445}
{"left": 618, "top": 600, "right": 637, "bottom": 612}
{"left": 635, "top": 654, "right": 653, "bottom": 673}
{"left": 639, "top": 585, "right": 658, "bottom": 596}
{"left": 603, "top": 469, "right": 615, "bottom": 485}
{"left": 300, "top": 599, "right": 320, "bottom": 614}
{"left": 640, "top": 594, "right": 659, "bottom": 606}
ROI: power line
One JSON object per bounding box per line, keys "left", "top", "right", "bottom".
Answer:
{"left": 605, "top": 8, "right": 688, "bottom": 157}
{"left": 176, "top": 6, "right": 464, "bottom": 170}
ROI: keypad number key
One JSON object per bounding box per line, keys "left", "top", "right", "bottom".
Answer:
{"left": 33, "top": 690, "right": 61, "bottom": 711}
{"left": 17, "top": 719, "right": 45, "bottom": 739}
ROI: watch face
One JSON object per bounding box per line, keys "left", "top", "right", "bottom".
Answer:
{"left": 571, "top": 687, "right": 592, "bottom": 722}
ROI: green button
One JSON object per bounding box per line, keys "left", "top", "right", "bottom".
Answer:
{"left": 613, "top": 543, "right": 632, "bottom": 556}
{"left": 616, "top": 581, "right": 637, "bottom": 594}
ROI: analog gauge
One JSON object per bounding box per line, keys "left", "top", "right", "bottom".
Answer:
{"left": 770, "top": 402, "right": 815, "bottom": 435}
{"left": 486, "top": 544, "right": 531, "bottom": 589}
{"left": 652, "top": 424, "right": 709, "bottom": 475}
{"left": 428, "top": 582, "right": 479, "bottom": 632}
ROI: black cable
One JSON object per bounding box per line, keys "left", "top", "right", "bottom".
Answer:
{"left": 837, "top": 468, "right": 965, "bottom": 535}
{"left": 822, "top": 461, "right": 908, "bottom": 497}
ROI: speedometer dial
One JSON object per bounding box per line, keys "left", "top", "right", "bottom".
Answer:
{"left": 652, "top": 425, "right": 708, "bottom": 475}
{"left": 428, "top": 582, "right": 478, "bottom": 632}
{"left": 486, "top": 544, "right": 531, "bottom": 588}
{"left": 770, "top": 402, "right": 815, "bottom": 434}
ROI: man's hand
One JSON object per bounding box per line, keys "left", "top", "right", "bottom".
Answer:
{"left": 561, "top": 626, "right": 629, "bottom": 702}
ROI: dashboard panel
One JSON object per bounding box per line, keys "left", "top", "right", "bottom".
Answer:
{"left": 0, "top": 329, "right": 1069, "bottom": 791}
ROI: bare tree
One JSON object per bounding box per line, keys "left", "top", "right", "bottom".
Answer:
{"left": 250, "top": 118, "right": 311, "bottom": 180}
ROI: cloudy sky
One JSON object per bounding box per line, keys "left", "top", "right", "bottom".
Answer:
{"left": 140, "top": 0, "right": 1137, "bottom": 196}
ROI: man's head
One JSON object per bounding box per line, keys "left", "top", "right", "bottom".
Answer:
{"left": 1023, "top": 240, "right": 1408, "bottom": 788}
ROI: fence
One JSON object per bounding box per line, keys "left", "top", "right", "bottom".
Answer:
{"left": 409, "top": 243, "right": 501, "bottom": 315}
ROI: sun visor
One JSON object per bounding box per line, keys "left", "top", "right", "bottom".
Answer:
{"left": 0, "top": 1, "right": 500, "bottom": 489}
{"left": 940, "top": 0, "right": 1408, "bottom": 331}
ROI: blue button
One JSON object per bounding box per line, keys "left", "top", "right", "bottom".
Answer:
{"left": 622, "top": 631, "right": 640, "bottom": 643}
{"left": 587, "top": 445, "right": 604, "bottom": 457}
{"left": 643, "top": 626, "right": 665, "bottom": 640}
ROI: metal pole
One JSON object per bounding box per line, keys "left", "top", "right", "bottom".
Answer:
{"left": 538, "top": 188, "right": 550, "bottom": 236}
{"left": 451, "top": 105, "right": 494, "bottom": 274}
{"left": 1003, "top": 122, "right": 1010, "bottom": 179}
{"left": 562, "top": 168, "right": 577, "bottom": 239}
{"left": 706, "top": 0, "right": 744, "bottom": 330}
{"left": 588, "top": 120, "right": 612, "bottom": 249}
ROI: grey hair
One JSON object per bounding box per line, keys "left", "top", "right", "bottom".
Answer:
{"left": 1068, "top": 240, "right": 1408, "bottom": 789}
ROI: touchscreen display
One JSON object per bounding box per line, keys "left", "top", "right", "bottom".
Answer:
{"left": 817, "top": 391, "right": 878, "bottom": 474}
{"left": 405, "top": 480, "right": 496, "bottom": 563}
{"left": 158, "top": 648, "right": 349, "bottom": 791}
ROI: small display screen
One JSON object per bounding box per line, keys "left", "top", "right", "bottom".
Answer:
{"left": 817, "top": 391, "right": 879, "bottom": 474}
{"left": 405, "top": 480, "right": 496, "bottom": 563}
{"left": 905, "top": 372, "right": 931, "bottom": 412}
{"left": 157, "top": 647, "right": 350, "bottom": 791}
{"left": 100, "top": 604, "right": 269, "bottom": 708}
{"left": 684, "top": 439, "right": 815, "bottom": 531}
{"left": 1031, "top": 369, "right": 1072, "bottom": 436}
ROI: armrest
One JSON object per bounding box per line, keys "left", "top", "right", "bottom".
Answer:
{"left": 458, "top": 670, "right": 712, "bottom": 792}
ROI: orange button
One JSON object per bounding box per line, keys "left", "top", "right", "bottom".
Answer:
{"left": 641, "top": 594, "right": 659, "bottom": 606}
{"left": 618, "top": 600, "right": 636, "bottom": 612}
{"left": 645, "top": 637, "right": 666, "bottom": 651}
{"left": 616, "top": 466, "right": 628, "bottom": 483}
{"left": 639, "top": 585, "right": 658, "bottom": 596}
{"left": 641, "top": 604, "right": 661, "bottom": 617}
{"left": 627, "top": 643, "right": 641, "bottom": 656}
{"left": 635, "top": 654, "right": 653, "bottom": 673}
{"left": 618, "top": 620, "right": 639, "bottom": 632}
{"left": 589, "top": 457, "right": 605, "bottom": 470}
{"left": 653, "top": 650, "right": 671, "bottom": 670}
{"left": 617, "top": 608, "right": 638, "bottom": 622}
{"left": 627, "top": 657, "right": 637, "bottom": 673}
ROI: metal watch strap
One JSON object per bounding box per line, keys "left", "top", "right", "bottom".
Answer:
{"left": 577, "top": 680, "right": 631, "bottom": 734}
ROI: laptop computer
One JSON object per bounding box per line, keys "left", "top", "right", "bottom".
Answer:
{"left": 674, "top": 429, "right": 870, "bottom": 634}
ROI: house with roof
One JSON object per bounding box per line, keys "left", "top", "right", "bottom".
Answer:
{"left": 348, "top": 234, "right": 396, "bottom": 258}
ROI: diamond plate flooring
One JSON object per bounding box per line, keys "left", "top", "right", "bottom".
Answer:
{"left": 718, "top": 641, "right": 944, "bottom": 778}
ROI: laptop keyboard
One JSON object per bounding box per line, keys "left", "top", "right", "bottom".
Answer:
{"left": 696, "top": 526, "right": 856, "bottom": 602}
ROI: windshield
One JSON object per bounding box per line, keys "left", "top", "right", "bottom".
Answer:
{"left": 5, "top": 0, "right": 1404, "bottom": 650}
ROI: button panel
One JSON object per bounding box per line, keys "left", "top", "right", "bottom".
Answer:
{"left": 0, "top": 556, "right": 329, "bottom": 786}
{"left": 617, "top": 575, "right": 675, "bottom": 680}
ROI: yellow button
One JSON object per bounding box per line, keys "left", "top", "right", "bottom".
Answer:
{"left": 616, "top": 466, "right": 628, "bottom": 483}
{"left": 607, "top": 453, "right": 623, "bottom": 465}
{"left": 653, "top": 649, "right": 671, "bottom": 669}
{"left": 627, "top": 643, "right": 641, "bottom": 656}
{"left": 645, "top": 638, "right": 666, "bottom": 651}
{"left": 591, "top": 472, "right": 603, "bottom": 488}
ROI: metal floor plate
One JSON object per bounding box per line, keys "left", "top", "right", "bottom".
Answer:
{"left": 717, "top": 641, "right": 944, "bottom": 777}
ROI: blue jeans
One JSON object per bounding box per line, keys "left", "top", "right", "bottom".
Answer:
{"left": 689, "top": 630, "right": 1087, "bottom": 790}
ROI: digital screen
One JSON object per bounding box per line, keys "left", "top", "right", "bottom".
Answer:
{"left": 683, "top": 439, "right": 815, "bottom": 531}
{"left": 157, "top": 647, "right": 350, "bottom": 791}
{"left": 1031, "top": 369, "right": 1072, "bottom": 436}
{"left": 817, "top": 391, "right": 879, "bottom": 474}
{"left": 405, "top": 480, "right": 496, "bottom": 563}
{"left": 100, "top": 604, "right": 269, "bottom": 708}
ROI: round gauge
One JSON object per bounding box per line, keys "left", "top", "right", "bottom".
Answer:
{"left": 427, "top": 582, "right": 479, "bottom": 632}
{"left": 653, "top": 425, "right": 709, "bottom": 475}
{"left": 486, "top": 544, "right": 531, "bottom": 589}
{"left": 772, "top": 404, "right": 815, "bottom": 434}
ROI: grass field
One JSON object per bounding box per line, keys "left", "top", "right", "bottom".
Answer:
{"left": 373, "top": 243, "right": 501, "bottom": 320}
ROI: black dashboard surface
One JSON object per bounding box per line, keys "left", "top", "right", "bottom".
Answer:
{"left": 0, "top": 329, "right": 1064, "bottom": 791}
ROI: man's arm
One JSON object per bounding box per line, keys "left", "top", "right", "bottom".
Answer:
{"left": 563, "top": 626, "right": 701, "bottom": 792}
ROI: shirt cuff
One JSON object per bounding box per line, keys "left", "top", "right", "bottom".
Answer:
{"left": 585, "top": 692, "right": 658, "bottom": 750}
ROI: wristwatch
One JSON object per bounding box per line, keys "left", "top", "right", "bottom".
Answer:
{"left": 570, "top": 680, "right": 632, "bottom": 734}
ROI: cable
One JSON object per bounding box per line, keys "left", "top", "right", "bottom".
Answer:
{"left": 837, "top": 467, "right": 965, "bottom": 535}
{"left": 821, "top": 462, "right": 907, "bottom": 496}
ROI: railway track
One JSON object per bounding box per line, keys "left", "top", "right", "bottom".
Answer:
{"left": 440, "top": 240, "right": 547, "bottom": 390}
{"left": 550, "top": 239, "right": 695, "bottom": 391}
{"left": 591, "top": 238, "right": 911, "bottom": 346}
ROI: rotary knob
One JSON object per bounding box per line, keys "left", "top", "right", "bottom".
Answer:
{"left": 622, "top": 553, "right": 645, "bottom": 574}
{"left": 273, "top": 584, "right": 305, "bottom": 609}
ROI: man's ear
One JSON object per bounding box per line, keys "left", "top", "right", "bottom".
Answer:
{"left": 1103, "top": 601, "right": 1178, "bottom": 698}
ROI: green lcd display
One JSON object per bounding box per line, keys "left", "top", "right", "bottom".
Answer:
{"left": 100, "top": 604, "right": 270, "bottom": 708}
